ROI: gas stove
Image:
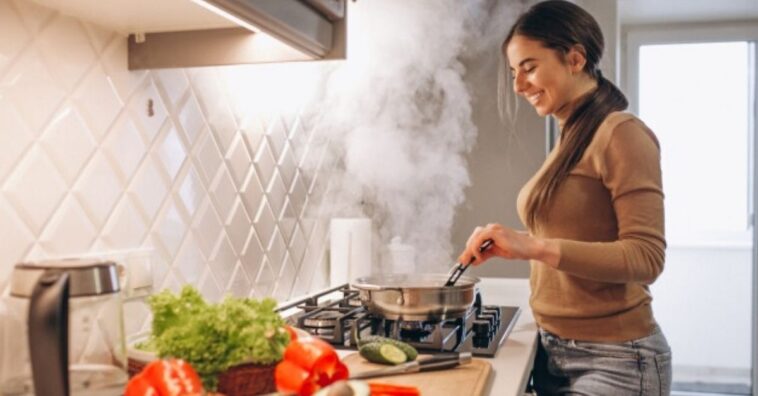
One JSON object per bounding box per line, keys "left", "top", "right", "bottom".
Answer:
{"left": 277, "top": 284, "right": 520, "bottom": 357}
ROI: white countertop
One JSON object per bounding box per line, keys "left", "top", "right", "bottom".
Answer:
{"left": 477, "top": 277, "right": 537, "bottom": 396}
{"left": 335, "top": 277, "right": 537, "bottom": 396}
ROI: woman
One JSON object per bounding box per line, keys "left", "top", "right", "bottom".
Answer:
{"left": 458, "top": 1, "right": 672, "bottom": 395}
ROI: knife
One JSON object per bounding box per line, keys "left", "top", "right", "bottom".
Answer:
{"left": 349, "top": 352, "right": 473, "bottom": 380}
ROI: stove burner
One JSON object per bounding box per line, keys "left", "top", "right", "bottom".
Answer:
{"left": 399, "top": 327, "right": 432, "bottom": 342}
{"left": 347, "top": 298, "right": 362, "bottom": 308}
{"left": 302, "top": 311, "right": 342, "bottom": 328}
{"left": 308, "top": 327, "right": 335, "bottom": 336}
{"left": 399, "top": 321, "right": 432, "bottom": 331}
{"left": 277, "top": 284, "right": 520, "bottom": 357}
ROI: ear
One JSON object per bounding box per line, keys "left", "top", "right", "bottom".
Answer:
{"left": 566, "top": 44, "right": 587, "bottom": 73}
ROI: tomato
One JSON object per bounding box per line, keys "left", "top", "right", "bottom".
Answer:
{"left": 125, "top": 359, "right": 203, "bottom": 396}
{"left": 275, "top": 336, "right": 350, "bottom": 396}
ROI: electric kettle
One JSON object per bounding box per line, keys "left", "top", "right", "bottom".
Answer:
{"left": 0, "top": 259, "right": 128, "bottom": 396}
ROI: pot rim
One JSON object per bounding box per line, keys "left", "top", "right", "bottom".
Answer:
{"left": 351, "top": 273, "right": 480, "bottom": 291}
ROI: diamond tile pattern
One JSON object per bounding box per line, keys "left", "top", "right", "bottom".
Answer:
{"left": 4, "top": 145, "right": 68, "bottom": 234}
{"left": 39, "top": 107, "right": 97, "bottom": 184}
{"left": 0, "top": 0, "right": 332, "bottom": 337}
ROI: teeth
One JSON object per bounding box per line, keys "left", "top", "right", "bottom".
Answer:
{"left": 528, "top": 92, "right": 542, "bottom": 103}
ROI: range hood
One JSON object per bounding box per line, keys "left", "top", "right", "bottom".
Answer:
{"left": 30, "top": 0, "right": 347, "bottom": 69}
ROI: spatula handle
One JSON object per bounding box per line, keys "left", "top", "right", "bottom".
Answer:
{"left": 445, "top": 239, "right": 493, "bottom": 286}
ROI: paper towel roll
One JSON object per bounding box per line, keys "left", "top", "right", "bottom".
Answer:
{"left": 330, "top": 218, "right": 372, "bottom": 286}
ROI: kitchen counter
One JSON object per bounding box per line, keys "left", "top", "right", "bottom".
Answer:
{"left": 335, "top": 277, "right": 537, "bottom": 396}
{"left": 477, "top": 277, "right": 537, "bottom": 396}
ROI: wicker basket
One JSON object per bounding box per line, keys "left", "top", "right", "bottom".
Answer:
{"left": 128, "top": 355, "right": 277, "bottom": 396}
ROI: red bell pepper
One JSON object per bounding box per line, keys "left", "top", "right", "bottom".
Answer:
{"left": 125, "top": 359, "right": 203, "bottom": 396}
{"left": 285, "top": 325, "right": 299, "bottom": 342}
{"left": 369, "top": 382, "right": 421, "bottom": 396}
{"left": 275, "top": 336, "right": 349, "bottom": 396}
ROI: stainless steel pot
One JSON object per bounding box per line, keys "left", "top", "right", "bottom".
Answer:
{"left": 350, "top": 274, "right": 480, "bottom": 321}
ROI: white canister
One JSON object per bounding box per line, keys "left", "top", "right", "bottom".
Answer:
{"left": 329, "top": 218, "right": 372, "bottom": 286}
{"left": 386, "top": 236, "right": 416, "bottom": 274}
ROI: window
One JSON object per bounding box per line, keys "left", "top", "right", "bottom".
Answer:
{"left": 626, "top": 22, "right": 758, "bottom": 394}
{"left": 639, "top": 41, "right": 750, "bottom": 246}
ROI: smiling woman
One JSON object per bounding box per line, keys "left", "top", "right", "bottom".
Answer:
{"left": 457, "top": 1, "right": 672, "bottom": 395}
{"left": 506, "top": 36, "right": 598, "bottom": 119}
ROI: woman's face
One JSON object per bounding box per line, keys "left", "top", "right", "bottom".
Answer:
{"left": 506, "top": 35, "right": 580, "bottom": 119}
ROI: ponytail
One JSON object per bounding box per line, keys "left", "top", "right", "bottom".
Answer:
{"left": 500, "top": 1, "right": 629, "bottom": 230}
{"left": 524, "top": 72, "right": 628, "bottom": 230}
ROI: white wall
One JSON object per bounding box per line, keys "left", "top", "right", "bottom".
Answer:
{"left": 0, "top": 0, "right": 333, "bottom": 336}
{"left": 652, "top": 246, "right": 753, "bottom": 385}
{"left": 452, "top": 1, "right": 545, "bottom": 279}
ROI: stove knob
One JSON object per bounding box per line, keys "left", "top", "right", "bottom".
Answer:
{"left": 483, "top": 306, "right": 501, "bottom": 322}
{"left": 473, "top": 320, "right": 491, "bottom": 338}
{"left": 473, "top": 336, "right": 490, "bottom": 348}
{"left": 479, "top": 313, "right": 497, "bottom": 330}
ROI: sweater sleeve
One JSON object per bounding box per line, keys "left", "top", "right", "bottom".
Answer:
{"left": 554, "top": 119, "right": 666, "bottom": 284}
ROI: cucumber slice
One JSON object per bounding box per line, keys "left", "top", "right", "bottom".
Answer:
{"left": 379, "top": 344, "right": 407, "bottom": 364}
{"left": 359, "top": 342, "right": 407, "bottom": 365}
{"left": 356, "top": 336, "right": 418, "bottom": 361}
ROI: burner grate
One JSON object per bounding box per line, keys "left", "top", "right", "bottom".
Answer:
{"left": 276, "top": 284, "right": 520, "bottom": 357}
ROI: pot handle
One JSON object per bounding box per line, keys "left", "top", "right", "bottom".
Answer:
{"left": 29, "top": 270, "right": 69, "bottom": 396}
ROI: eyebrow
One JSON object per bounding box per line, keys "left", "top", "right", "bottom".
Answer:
{"left": 509, "top": 58, "right": 538, "bottom": 71}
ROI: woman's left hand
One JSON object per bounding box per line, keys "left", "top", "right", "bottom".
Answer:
{"left": 457, "top": 223, "right": 560, "bottom": 267}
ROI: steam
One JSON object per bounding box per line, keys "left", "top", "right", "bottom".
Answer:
{"left": 223, "top": 0, "right": 522, "bottom": 272}
{"left": 301, "top": 0, "right": 515, "bottom": 271}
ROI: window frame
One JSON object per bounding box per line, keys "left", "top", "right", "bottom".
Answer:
{"left": 623, "top": 19, "right": 758, "bottom": 395}
{"left": 623, "top": 20, "right": 758, "bottom": 113}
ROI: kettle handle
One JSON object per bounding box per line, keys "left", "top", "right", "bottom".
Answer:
{"left": 29, "top": 270, "right": 70, "bottom": 396}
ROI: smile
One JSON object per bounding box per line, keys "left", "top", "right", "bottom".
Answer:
{"left": 526, "top": 91, "right": 543, "bottom": 104}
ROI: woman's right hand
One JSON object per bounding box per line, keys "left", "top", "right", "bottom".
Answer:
{"left": 458, "top": 223, "right": 560, "bottom": 267}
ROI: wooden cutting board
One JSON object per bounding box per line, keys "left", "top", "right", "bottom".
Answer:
{"left": 342, "top": 353, "right": 492, "bottom": 396}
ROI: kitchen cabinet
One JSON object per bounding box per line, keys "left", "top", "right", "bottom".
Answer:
{"left": 29, "top": 0, "right": 346, "bottom": 69}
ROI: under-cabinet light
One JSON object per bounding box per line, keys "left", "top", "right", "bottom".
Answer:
{"left": 190, "top": 0, "right": 260, "bottom": 33}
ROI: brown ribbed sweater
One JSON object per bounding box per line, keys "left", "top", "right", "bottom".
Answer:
{"left": 516, "top": 111, "right": 666, "bottom": 342}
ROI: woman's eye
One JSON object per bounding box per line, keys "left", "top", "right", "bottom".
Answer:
{"left": 525, "top": 67, "right": 536, "bottom": 73}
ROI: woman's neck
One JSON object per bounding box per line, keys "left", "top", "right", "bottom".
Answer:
{"left": 555, "top": 77, "right": 599, "bottom": 129}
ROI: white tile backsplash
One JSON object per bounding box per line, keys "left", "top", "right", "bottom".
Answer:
{"left": 0, "top": 0, "right": 331, "bottom": 332}
{"left": 72, "top": 151, "right": 122, "bottom": 228}
{"left": 226, "top": 198, "right": 252, "bottom": 254}
{"left": 71, "top": 63, "right": 123, "bottom": 139}
{"left": 38, "top": 195, "right": 97, "bottom": 255}
{"left": 39, "top": 107, "right": 97, "bottom": 184}
{"left": 4, "top": 144, "right": 68, "bottom": 234}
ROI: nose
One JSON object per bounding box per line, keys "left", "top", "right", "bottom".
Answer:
{"left": 513, "top": 72, "right": 528, "bottom": 94}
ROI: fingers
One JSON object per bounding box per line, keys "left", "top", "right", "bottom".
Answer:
{"left": 465, "top": 226, "right": 483, "bottom": 248}
{"left": 458, "top": 227, "right": 481, "bottom": 265}
{"left": 458, "top": 224, "right": 504, "bottom": 265}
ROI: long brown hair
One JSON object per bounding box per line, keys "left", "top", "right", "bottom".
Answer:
{"left": 503, "top": 0, "right": 628, "bottom": 230}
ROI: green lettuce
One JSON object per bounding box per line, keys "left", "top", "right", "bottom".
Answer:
{"left": 137, "top": 285, "right": 290, "bottom": 390}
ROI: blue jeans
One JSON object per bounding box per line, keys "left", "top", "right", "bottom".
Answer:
{"left": 532, "top": 327, "right": 672, "bottom": 395}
